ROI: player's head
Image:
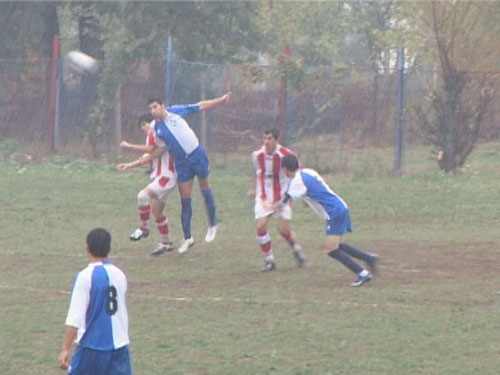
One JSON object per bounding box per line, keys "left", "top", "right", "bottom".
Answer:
{"left": 281, "top": 154, "right": 299, "bottom": 177}
{"left": 263, "top": 128, "right": 279, "bottom": 153}
{"left": 147, "top": 97, "right": 166, "bottom": 120}
{"left": 86, "top": 228, "right": 112, "bottom": 258}
{"left": 138, "top": 114, "right": 153, "bottom": 133}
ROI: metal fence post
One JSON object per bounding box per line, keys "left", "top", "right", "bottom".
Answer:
{"left": 165, "top": 36, "right": 173, "bottom": 105}
{"left": 394, "top": 46, "right": 405, "bottom": 176}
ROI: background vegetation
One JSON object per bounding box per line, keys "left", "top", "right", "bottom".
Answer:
{"left": 1, "top": 1, "right": 500, "bottom": 172}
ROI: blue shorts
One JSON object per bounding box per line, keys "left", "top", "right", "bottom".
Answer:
{"left": 69, "top": 345, "right": 133, "bottom": 375}
{"left": 175, "top": 146, "right": 210, "bottom": 183}
{"left": 325, "top": 209, "right": 352, "bottom": 235}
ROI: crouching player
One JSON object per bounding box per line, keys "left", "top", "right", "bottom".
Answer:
{"left": 277, "top": 155, "right": 379, "bottom": 287}
{"left": 117, "top": 115, "right": 176, "bottom": 256}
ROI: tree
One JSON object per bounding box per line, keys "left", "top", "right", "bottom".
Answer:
{"left": 62, "top": 2, "right": 261, "bottom": 157}
{"left": 347, "top": 1, "right": 397, "bottom": 140}
{"left": 404, "top": 1, "right": 498, "bottom": 172}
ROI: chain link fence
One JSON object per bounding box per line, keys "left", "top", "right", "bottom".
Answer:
{"left": 1, "top": 57, "right": 499, "bottom": 160}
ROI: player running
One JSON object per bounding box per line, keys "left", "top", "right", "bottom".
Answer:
{"left": 277, "top": 155, "right": 379, "bottom": 287}
{"left": 249, "top": 128, "right": 305, "bottom": 272}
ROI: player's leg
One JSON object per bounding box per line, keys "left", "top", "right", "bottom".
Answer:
{"left": 276, "top": 210, "right": 305, "bottom": 267}
{"left": 255, "top": 212, "right": 275, "bottom": 271}
{"left": 177, "top": 178, "right": 195, "bottom": 253}
{"left": 175, "top": 156, "right": 196, "bottom": 254}
{"left": 150, "top": 177, "right": 177, "bottom": 255}
{"left": 198, "top": 177, "right": 218, "bottom": 242}
{"left": 150, "top": 199, "right": 174, "bottom": 255}
{"left": 324, "top": 212, "right": 371, "bottom": 287}
{"left": 129, "top": 187, "right": 154, "bottom": 241}
{"left": 339, "top": 243, "right": 379, "bottom": 275}
{"left": 327, "top": 238, "right": 371, "bottom": 287}
{"left": 192, "top": 146, "right": 218, "bottom": 242}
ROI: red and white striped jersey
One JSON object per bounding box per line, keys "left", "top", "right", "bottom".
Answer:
{"left": 251, "top": 144, "right": 294, "bottom": 204}
{"left": 146, "top": 129, "right": 175, "bottom": 180}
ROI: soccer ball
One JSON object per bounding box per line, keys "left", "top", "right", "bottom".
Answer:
{"left": 67, "top": 50, "right": 98, "bottom": 75}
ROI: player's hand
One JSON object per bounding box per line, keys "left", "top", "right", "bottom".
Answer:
{"left": 247, "top": 188, "right": 256, "bottom": 200}
{"left": 116, "top": 163, "right": 129, "bottom": 171}
{"left": 120, "top": 140, "right": 131, "bottom": 148}
{"left": 221, "top": 92, "right": 231, "bottom": 104}
{"left": 58, "top": 350, "right": 69, "bottom": 370}
{"left": 272, "top": 201, "right": 284, "bottom": 212}
{"left": 261, "top": 200, "right": 275, "bottom": 211}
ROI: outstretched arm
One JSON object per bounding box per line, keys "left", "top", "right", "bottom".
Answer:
{"left": 120, "top": 140, "right": 155, "bottom": 154}
{"left": 117, "top": 147, "right": 166, "bottom": 171}
{"left": 198, "top": 92, "right": 231, "bottom": 111}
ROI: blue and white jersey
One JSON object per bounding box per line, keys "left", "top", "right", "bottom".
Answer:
{"left": 65, "top": 261, "right": 129, "bottom": 351}
{"left": 167, "top": 103, "right": 201, "bottom": 117}
{"left": 154, "top": 112, "right": 200, "bottom": 162}
{"left": 287, "top": 168, "right": 348, "bottom": 220}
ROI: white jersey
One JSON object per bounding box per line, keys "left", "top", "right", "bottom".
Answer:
{"left": 65, "top": 261, "right": 129, "bottom": 351}
{"left": 154, "top": 112, "right": 200, "bottom": 161}
{"left": 287, "top": 168, "right": 348, "bottom": 221}
{"left": 146, "top": 128, "right": 176, "bottom": 181}
{"left": 251, "top": 145, "right": 293, "bottom": 204}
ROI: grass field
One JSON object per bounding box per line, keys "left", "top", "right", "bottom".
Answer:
{"left": 1, "top": 141, "right": 500, "bottom": 375}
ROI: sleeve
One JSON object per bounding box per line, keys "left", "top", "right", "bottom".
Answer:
{"left": 146, "top": 131, "right": 155, "bottom": 146}
{"left": 167, "top": 104, "right": 201, "bottom": 117}
{"left": 279, "top": 146, "right": 294, "bottom": 156}
{"left": 65, "top": 272, "right": 90, "bottom": 329}
{"left": 251, "top": 151, "right": 258, "bottom": 171}
{"left": 287, "top": 175, "right": 307, "bottom": 200}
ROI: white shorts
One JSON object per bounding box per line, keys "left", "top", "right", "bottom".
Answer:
{"left": 146, "top": 175, "right": 176, "bottom": 203}
{"left": 254, "top": 200, "right": 292, "bottom": 220}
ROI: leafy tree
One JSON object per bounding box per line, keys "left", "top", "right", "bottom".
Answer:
{"left": 346, "top": 0, "right": 398, "bottom": 140}
{"left": 59, "top": 1, "right": 261, "bottom": 156}
{"left": 0, "top": 2, "right": 58, "bottom": 59}
{"left": 404, "top": 1, "right": 499, "bottom": 172}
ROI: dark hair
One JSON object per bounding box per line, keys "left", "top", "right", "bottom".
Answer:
{"left": 138, "top": 114, "right": 153, "bottom": 127}
{"left": 147, "top": 97, "right": 163, "bottom": 106}
{"left": 264, "top": 128, "right": 279, "bottom": 140}
{"left": 281, "top": 154, "right": 299, "bottom": 172}
{"left": 86, "top": 228, "right": 111, "bottom": 258}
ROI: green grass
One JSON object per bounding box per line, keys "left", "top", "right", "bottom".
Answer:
{"left": 1, "top": 141, "right": 500, "bottom": 374}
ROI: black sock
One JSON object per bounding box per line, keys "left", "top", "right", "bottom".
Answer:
{"left": 328, "top": 249, "right": 363, "bottom": 274}
{"left": 339, "top": 243, "right": 374, "bottom": 263}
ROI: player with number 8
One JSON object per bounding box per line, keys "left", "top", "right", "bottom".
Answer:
{"left": 58, "top": 228, "right": 133, "bottom": 375}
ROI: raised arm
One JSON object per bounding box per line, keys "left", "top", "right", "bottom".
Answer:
{"left": 198, "top": 92, "right": 231, "bottom": 111}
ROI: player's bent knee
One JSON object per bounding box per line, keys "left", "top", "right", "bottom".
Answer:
{"left": 137, "top": 190, "right": 151, "bottom": 206}
{"left": 256, "top": 232, "right": 271, "bottom": 245}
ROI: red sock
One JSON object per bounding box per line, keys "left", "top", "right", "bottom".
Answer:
{"left": 138, "top": 205, "right": 150, "bottom": 231}
{"left": 156, "top": 216, "right": 169, "bottom": 243}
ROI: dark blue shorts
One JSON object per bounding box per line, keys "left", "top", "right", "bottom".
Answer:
{"left": 175, "top": 146, "right": 210, "bottom": 183}
{"left": 69, "top": 345, "right": 133, "bottom": 375}
{"left": 325, "top": 209, "right": 352, "bottom": 235}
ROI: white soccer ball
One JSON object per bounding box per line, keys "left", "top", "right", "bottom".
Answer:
{"left": 67, "top": 50, "right": 98, "bottom": 75}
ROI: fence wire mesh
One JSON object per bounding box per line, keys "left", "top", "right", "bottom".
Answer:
{"left": 1, "top": 57, "right": 499, "bottom": 159}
